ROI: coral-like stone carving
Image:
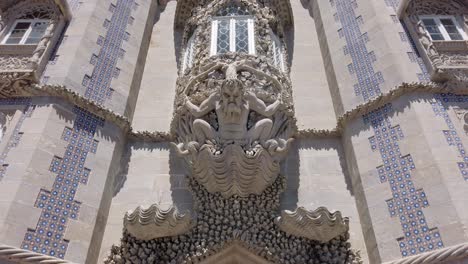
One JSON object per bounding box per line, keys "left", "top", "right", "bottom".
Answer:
{"left": 172, "top": 61, "right": 294, "bottom": 197}
{"left": 106, "top": 177, "right": 362, "bottom": 264}
{"left": 124, "top": 205, "right": 192, "bottom": 241}
{"left": 276, "top": 207, "right": 349, "bottom": 243}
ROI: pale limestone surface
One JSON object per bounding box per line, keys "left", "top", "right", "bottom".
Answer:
{"left": 98, "top": 143, "right": 192, "bottom": 261}
{"left": 0, "top": 0, "right": 467, "bottom": 263}
{"left": 289, "top": 0, "right": 337, "bottom": 130}
{"left": 131, "top": 2, "right": 179, "bottom": 132}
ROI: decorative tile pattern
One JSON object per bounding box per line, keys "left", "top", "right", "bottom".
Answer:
{"left": 21, "top": 107, "right": 104, "bottom": 258}
{"left": 334, "top": 0, "right": 443, "bottom": 256}
{"left": 431, "top": 94, "right": 468, "bottom": 181}
{"left": 334, "top": 0, "right": 383, "bottom": 100}
{"left": 22, "top": 0, "right": 136, "bottom": 259}
{"left": 364, "top": 104, "right": 444, "bottom": 257}
{"left": 83, "top": 0, "right": 135, "bottom": 104}
{"left": 0, "top": 98, "right": 34, "bottom": 180}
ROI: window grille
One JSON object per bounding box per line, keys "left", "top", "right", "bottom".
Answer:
{"left": 420, "top": 16, "right": 467, "bottom": 41}
{"left": 271, "top": 32, "right": 285, "bottom": 72}
{"left": 182, "top": 32, "right": 197, "bottom": 72}
{"left": 2, "top": 19, "right": 49, "bottom": 45}
{"left": 210, "top": 5, "right": 255, "bottom": 56}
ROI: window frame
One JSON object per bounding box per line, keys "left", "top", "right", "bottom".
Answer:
{"left": 1, "top": 19, "right": 50, "bottom": 45}
{"left": 210, "top": 15, "right": 256, "bottom": 56}
{"left": 182, "top": 31, "right": 197, "bottom": 72}
{"left": 419, "top": 15, "right": 467, "bottom": 41}
{"left": 270, "top": 31, "right": 285, "bottom": 72}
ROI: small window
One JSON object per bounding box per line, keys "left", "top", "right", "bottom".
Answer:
{"left": 210, "top": 17, "right": 255, "bottom": 56}
{"left": 271, "top": 32, "right": 285, "bottom": 72}
{"left": 182, "top": 32, "right": 196, "bottom": 72}
{"left": 420, "top": 16, "right": 467, "bottom": 41}
{"left": 2, "top": 19, "right": 49, "bottom": 45}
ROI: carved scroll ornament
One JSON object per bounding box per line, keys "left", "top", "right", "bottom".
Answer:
{"left": 171, "top": 61, "right": 295, "bottom": 198}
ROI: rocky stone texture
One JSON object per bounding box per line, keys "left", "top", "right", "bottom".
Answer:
{"left": 105, "top": 177, "right": 361, "bottom": 264}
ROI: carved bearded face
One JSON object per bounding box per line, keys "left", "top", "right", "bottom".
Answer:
{"left": 220, "top": 79, "right": 244, "bottom": 121}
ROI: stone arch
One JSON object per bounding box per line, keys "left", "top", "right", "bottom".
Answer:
{"left": 174, "top": 0, "right": 294, "bottom": 30}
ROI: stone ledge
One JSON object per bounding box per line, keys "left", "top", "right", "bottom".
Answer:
{"left": 1, "top": 80, "right": 466, "bottom": 142}
{"left": 383, "top": 242, "right": 468, "bottom": 264}
{"left": 0, "top": 243, "right": 76, "bottom": 263}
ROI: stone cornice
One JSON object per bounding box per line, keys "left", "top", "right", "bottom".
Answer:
{"left": 0, "top": 243, "right": 76, "bottom": 263}
{"left": 297, "top": 81, "right": 468, "bottom": 138}
{"left": 3, "top": 80, "right": 465, "bottom": 142}
{"left": 384, "top": 242, "right": 468, "bottom": 264}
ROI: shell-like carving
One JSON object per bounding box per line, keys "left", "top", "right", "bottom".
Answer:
{"left": 276, "top": 207, "right": 349, "bottom": 243}
{"left": 193, "top": 144, "right": 280, "bottom": 198}
{"left": 124, "top": 205, "right": 192, "bottom": 241}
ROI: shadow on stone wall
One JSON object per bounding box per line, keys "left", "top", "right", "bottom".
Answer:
{"left": 169, "top": 146, "right": 194, "bottom": 213}
{"left": 280, "top": 137, "right": 355, "bottom": 211}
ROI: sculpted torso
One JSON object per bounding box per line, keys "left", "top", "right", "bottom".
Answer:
{"left": 185, "top": 79, "right": 281, "bottom": 144}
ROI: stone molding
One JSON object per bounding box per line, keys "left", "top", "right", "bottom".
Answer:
{"left": 384, "top": 242, "right": 468, "bottom": 264}
{"left": 124, "top": 205, "right": 193, "bottom": 241}
{"left": 0, "top": 243, "right": 76, "bottom": 263}
{"left": 275, "top": 207, "right": 349, "bottom": 243}
{"left": 0, "top": 80, "right": 466, "bottom": 142}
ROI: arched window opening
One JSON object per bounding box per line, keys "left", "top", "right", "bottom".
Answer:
{"left": 420, "top": 15, "right": 467, "bottom": 41}
{"left": 210, "top": 4, "right": 255, "bottom": 56}
{"left": 1, "top": 2, "right": 58, "bottom": 45}
{"left": 270, "top": 32, "right": 285, "bottom": 72}
{"left": 182, "top": 31, "right": 197, "bottom": 72}
{"left": 2, "top": 20, "right": 49, "bottom": 44}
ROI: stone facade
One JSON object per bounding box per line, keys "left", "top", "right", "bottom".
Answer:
{"left": 0, "top": 0, "right": 466, "bottom": 263}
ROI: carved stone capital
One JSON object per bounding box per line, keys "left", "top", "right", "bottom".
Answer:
{"left": 276, "top": 207, "right": 349, "bottom": 243}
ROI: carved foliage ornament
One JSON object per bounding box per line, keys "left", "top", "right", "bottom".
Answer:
{"left": 407, "top": 0, "right": 468, "bottom": 76}
{"left": 0, "top": 72, "right": 33, "bottom": 97}
{"left": 171, "top": 60, "right": 295, "bottom": 198}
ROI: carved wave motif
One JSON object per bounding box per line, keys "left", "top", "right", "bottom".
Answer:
{"left": 124, "top": 205, "right": 192, "bottom": 241}
{"left": 276, "top": 207, "right": 349, "bottom": 243}
{"left": 193, "top": 144, "right": 280, "bottom": 198}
